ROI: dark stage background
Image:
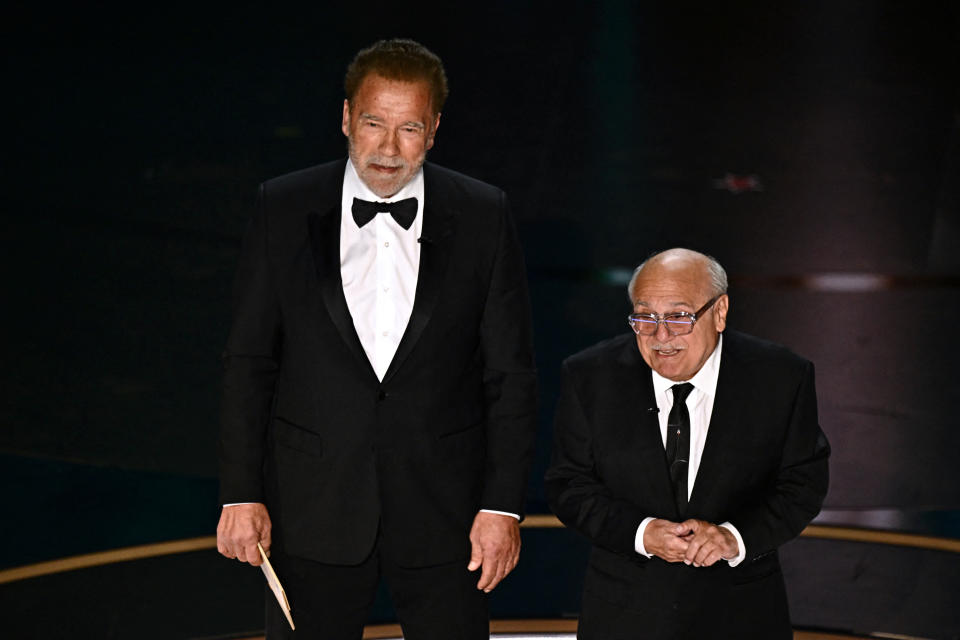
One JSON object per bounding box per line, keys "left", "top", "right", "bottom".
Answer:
{"left": 2, "top": 2, "right": 959, "bottom": 638}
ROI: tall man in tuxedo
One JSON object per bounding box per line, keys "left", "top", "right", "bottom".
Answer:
{"left": 216, "top": 39, "right": 537, "bottom": 639}
{"left": 545, "top": 248, "right": 830, "bottom": 639}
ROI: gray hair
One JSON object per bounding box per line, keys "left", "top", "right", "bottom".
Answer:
{"left": 627, "top": 249, "right": 728, "bottom": 303}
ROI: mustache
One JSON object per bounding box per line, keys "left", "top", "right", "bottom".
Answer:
{"left": 365, "top": 156, "right": 405, "bottom": 168}
{"left": 651, "top": 342, "right": 687, "bottom": 352}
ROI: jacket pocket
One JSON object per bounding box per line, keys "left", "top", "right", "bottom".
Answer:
{"left": 273, "top": 416, "right": 324, "bottom": 457}
{"left": 437, "top": 421, "right": 483, "bottom": 440}
{"left": 731, "top": 553, "right": 781, "bottom": 585}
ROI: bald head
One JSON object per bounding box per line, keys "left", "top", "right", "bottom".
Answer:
{"left": 627, "top": 248, "right": 730, "bottom": 381}
{"left": 628, "top": 249, "right": 727, "bottom": 305}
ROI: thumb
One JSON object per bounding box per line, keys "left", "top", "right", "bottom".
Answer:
{"left": 673, "top": 520, "right": 696, "bottom": 535}
{"left": 467, "top": 538, "right": 483, "bottom": 571}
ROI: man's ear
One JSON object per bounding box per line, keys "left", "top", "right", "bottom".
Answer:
{"left": 426, "top": 112, "right": 441, "bottom": 150}
{"left": 341, "top": 99, "right": 351, "bottom": 137}
{"left": 714, "top": 294, "right": 729, "bottom": 332}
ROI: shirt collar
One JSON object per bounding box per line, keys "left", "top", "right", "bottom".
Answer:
{"left": 651, "top": 333, "right": 724, "bottom": 402}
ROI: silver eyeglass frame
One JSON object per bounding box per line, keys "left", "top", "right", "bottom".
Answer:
{"left": 627, "top": 294, "right": 722, "bottom": 336}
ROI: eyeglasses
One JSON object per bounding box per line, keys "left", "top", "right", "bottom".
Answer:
{"left": 627, "top": 295, "right": 721, "bottom": 336}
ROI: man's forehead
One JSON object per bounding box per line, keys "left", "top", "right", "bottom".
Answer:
{"left": 632, "top": 270, "right": 707, "bottom": 301}
{"left": 354, "top": 74, "right": 434, "bottom": 105}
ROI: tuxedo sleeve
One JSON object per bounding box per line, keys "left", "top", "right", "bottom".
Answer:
{"left": 218, "top": 184, "right": 280, "bottom": 504}
{"left": 728, "top": 360, "right": 830, "bottom": 559}
{"left": 545, "top": 360, "right": 646, "bottom": 555}
{"left": 477, "top": 192, "right": 538, "bottom": 518}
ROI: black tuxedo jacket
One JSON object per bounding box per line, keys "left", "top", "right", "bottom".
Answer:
{"left": 219, "top": 159, "right": 537, "bottom": 567}
{"left": 545, "top": 330, "right": 830, "bottom": 639}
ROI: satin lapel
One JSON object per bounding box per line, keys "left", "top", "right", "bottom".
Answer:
{"left": 617, "top": 340, "right": 678, "bottom": 518}
{"left": 307, "top": 205, "right": 377, "bottom": 379}
{"left": 382, "top": 173, "right": 456, "bottom": 383}
{"left": 688, "top": 333, "right": 747, "bottom": 512}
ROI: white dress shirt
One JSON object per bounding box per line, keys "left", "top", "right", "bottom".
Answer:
{"left": 340, "top": 160, "right": 424, "bottom": 381}
{"left": 634, "top": 335, "right": 748, "bottom": 566}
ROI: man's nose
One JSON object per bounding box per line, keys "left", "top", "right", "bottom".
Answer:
{"left": 379, "top": 128, "right": 400, "bottom": 155}
{"left": 655, "top": 318, "right": 673, "bottom": 340}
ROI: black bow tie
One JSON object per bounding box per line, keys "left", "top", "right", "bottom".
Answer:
{"left": 351, "top": 197, "right": 418, "bottom": 230}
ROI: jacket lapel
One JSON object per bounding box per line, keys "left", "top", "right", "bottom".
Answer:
{"left": 307, "top": 168, "right": 378, "bottom": 380}
{"left": 687, "top": 332, "right": 746, "bottom": 513}
{"left": 617, "top": 340, "right": 679, "bottom": 518}
{"left": 382, "top": 165, "right": 457, "bottom": 383}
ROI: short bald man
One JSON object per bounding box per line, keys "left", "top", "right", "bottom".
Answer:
{"left": 546, "top": 248, "right": 830, "bottom": 639}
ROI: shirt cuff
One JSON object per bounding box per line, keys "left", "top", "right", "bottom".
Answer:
{"left": 635, "top": 516, "right": 656, "bottom": 556}
{"left": 719, "top": 521, "right": 746, "bottom": 567}
{"left": 480, "top": 508, "right": 520, "bottom": 520}
{"left": 222, "top": 502, "right": 258, "bottom": 507}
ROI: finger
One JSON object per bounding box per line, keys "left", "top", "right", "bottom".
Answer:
{"left": 477, "top": 557, "right": 497, "bottom": 590}
{"left": 700, "top": 548, "right": 723, "bottom": 567}
{"left": 695, "top": 542, "right": 718, "bottom": 567}
{"left": 242, "top": 542, "right": 261, "bottom": 566}
{"left": 691, "top": 551, "right": 706, "bottom": 566}
{"left": 665, "top": 543, "right": 686, "bottom": 563}
{"left": 483, "top": 557, "right": 509, "bottom": 592}
{"left": 496, "top": 554, "right": 510, "bottom": 583}
{"left": 683, "top": 537, "right": 703, "bottom": 564}
{"left": 216, "top": 517, "right": 232, "bottom": 557}
{"left": 260, "top": 530, "right": 272, "bottom": 557}
{"left": 218, "top": 532, "right": 239, "bottom": 558}
{"left": 695, "top": 537, "right": 718, "bottom": 566}
{"left": 506, "top": 549, "right": 520, "bottom": 574}
{"left": 672, "top": 535, "right": 691, "bottom": 556}
{"left": 480, "top": 541, "right": 508, "bottom": 590}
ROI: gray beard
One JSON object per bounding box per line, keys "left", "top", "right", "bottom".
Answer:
{"left": 347, "top": 136, "right": 426, "bottom": 199}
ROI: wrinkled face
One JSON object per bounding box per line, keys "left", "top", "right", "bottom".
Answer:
{"left": 630, "top": 257, "right": 729, "bottom": 382}
{"left": 342, "top": 74, "right": 439, "bottom": 198}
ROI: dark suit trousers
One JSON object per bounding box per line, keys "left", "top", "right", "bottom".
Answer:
{"left": 265, "top": 536, "right": 488, "bottom": 640}
{"left": 577, "top": 561, "right": 792, "bottom": 640}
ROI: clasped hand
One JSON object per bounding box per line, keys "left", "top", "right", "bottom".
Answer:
{"left": 643, "top": 518, "right": 738, "bottom": 567}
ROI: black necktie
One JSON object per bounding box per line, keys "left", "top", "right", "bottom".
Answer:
{"left": 665, "top": 382, "right": 694, "bottom": 515}
{"left": 351, "top": 197, "right": 418, "bottom": 230}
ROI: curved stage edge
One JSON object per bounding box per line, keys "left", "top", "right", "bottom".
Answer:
{"left": 2, "top": 514, "right": 957, "bottom": 640}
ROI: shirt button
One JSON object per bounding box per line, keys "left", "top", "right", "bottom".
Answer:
{"left": 384, "top": 241, "right": 390, "bottom": 247}
{"left": 382, "top": 331, "right": 388, "bottom": 337}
